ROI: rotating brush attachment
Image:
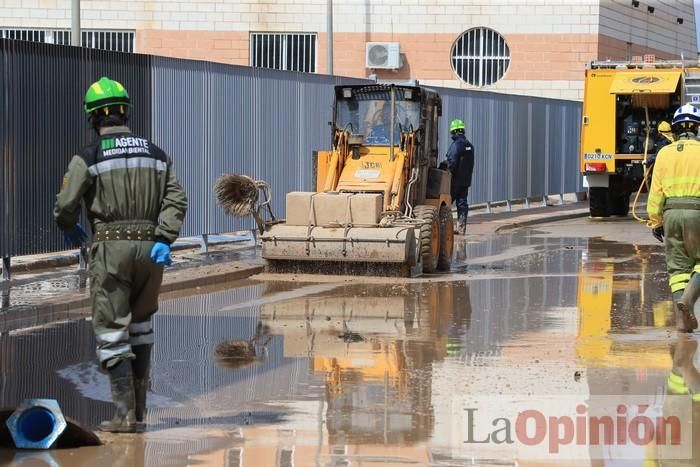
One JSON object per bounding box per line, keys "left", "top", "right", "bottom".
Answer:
{"left": 214, "top": 173, "right": 260, "bottom": 218}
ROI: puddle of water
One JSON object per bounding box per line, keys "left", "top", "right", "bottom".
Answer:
{"left": 0, "top": 228, "right": 692, "bottom": 465}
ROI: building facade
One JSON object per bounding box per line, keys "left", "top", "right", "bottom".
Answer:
{"left": 1, "top": 0, "right": 696, "bottom": 100}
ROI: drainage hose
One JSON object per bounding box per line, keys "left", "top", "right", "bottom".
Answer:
{"left": 631, "top": 104, "right": 654, "bottom": 225}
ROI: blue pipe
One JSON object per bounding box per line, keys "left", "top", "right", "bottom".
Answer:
{"left": 5, "top": 399, "right": 68, "bottom": 449}
{"left": 16, "top": 407, "right": 57, "bottom": 445}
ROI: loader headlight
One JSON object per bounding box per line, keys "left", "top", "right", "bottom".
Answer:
{"left": 343, "top": 88, "right": 352, "bottom": 98}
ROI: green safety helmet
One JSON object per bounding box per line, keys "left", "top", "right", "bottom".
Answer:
{"left": 450, "top": 119, "right": 465, "bottom": 133}
{"left": 83, "top": 76, "right": 130, "bottom": 114}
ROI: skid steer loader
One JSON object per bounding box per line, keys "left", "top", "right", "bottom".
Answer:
{"left": 261, "top": 84, "right": 453, "bottom": 277}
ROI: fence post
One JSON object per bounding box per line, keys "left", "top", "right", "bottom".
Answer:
{"left": 559, "top": 194, "right": 564, "bottom": 205}
{"left": 1, "top": 257, "right": 10, "bottom": 282}
{"left": 542, "top": 196, "right": 547, "bottom": 207}
{"left": 524, "top": 198, "right": 530, "bottom": 209}
{"left": 78, "top": 246, "right": 88, "bottom": 271}
{"left": 200, "top": 234, "right": 209, "bottom": 254}
{"left": 506, "top": 200, "right": 512, "bottom": 212}
{"left": 486, "top": 202, "right": 492, "bottom": 214}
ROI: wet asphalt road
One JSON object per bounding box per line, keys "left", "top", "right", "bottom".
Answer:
{"left": 0, "top": 216, "right": 695, "bottom": 466}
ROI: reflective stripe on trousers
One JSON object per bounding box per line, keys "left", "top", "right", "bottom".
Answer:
{"left": 670, "top": 273, "right": 691, "bottom": 293}
{"left": 95, "top": 329, "right": 129, "bottom": 344}
{"left": 95, "top": 319, "right": 153, "bottom": 365}
{"left": 129, "top": 320, "right": 154, "bottom": 346}
{"left": 97, "top": 343, "right": 131, "bottom": 363}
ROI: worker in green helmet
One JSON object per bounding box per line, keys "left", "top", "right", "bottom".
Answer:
{"left": 54, "top": 76, "right": 188, "bottom": 432}
{"left": 444, "top": 119, "right": 474, "bottom": 235}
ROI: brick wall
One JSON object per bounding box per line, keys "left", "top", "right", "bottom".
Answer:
{"left": 316, "top": 32, "right": 597, "bottom": 99}
{"left": 137, "top": 30, "right": 249, "bottom": 64}
{"left": 324, "top": 29, "right": 684, "bottom": 100}
{"left": 597, "top": 34, "right": 678, "bottom": 61}
{"left": 1, "top": 0, "right": 696, "bottom": 101}
{"left": 598, "top": 0, "right": 696, "bottom": 59}
{"left": 0, "top": 0, "right": 600, "bottom": 34}
{"left": 322, "top": 0, "right": 599, "bottom": 35}
{"left": 2, "top": 1, "right": 692, "bottom": 51}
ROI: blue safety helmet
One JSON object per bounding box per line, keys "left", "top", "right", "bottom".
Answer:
{"left": 672, "top": 103, "right": 700, "bottom": 127}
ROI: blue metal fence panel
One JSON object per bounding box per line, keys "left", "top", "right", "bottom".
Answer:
{"left": 436, "top": 87, "right": 582, "bottom": 204}
{"left": 0, "top": 39, "right": 151, "bottom": 257}
{"left": 530, "top": 102, "right": 548, "bottom": 200}
{"left": 564, "top": 104, "right": 584, "bottom": 193}
{"left": 0, "top": 41, "right": 7, "bottom": 257}
{"left": 150, "top": 57, "right": 210, "bottom": 238}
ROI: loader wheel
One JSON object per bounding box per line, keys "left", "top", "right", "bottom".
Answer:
{"left": 414, "top": 205, "right": 440, "bottom": 273}
{"left": 437, "top": 204, "right": 453, "bottom": 271}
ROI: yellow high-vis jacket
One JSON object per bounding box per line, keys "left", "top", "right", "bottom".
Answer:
{"left": 647, "top": 138, "right": 700, "bottom": 228}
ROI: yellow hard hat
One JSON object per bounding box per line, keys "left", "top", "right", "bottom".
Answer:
{"left": 658, "top": 121, "right": 672, "bottom": 133}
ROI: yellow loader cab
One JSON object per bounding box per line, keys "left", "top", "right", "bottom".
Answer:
{"left": 261, "top": 84, "right": 454, "bottom": 277}
{"left": 580, "top": 59, "right": 693, "bottom": 217}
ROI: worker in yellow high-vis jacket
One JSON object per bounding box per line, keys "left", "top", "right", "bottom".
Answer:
{"left": 648, "top": 103, "right": 700, "bottom": 332}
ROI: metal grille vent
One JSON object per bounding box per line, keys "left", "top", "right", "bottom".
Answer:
{"left": 250, "top": 32, "right": 317, "bottom": 73}
{"left": 0, "top": 28, "right": 134, "bottom": 52}
{"left": 451, "top": 27, "right": 510, "bottom": 87}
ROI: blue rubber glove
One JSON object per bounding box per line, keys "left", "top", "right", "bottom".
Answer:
{"left": 63, "top": 224, "right": 88, "bottom": 248}
{"left": 150, "top": 241, "right": 172, "bottom": 266}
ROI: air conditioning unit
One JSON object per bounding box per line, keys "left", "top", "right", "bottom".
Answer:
{"left": 365, "top": 42, "right": 401, "bottom": 69}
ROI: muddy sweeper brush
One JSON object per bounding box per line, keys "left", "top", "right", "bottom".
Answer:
{"left": 214, "top": 173, "right": 277, "bottom": 234}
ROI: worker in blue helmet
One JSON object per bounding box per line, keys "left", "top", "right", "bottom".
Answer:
{"left": 648, "top": 103, "right": 700, "bottom": 332}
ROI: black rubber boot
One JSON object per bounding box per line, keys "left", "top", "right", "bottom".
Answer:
{"left": 454, "top": 217, "right": 466, "bottom": 235}
{"left": 674, "top": 290, "right": 698, "bottom": 333}
{"left": 132, "top": 344, "right": 152, "bottom": 424}
{"left": 677, "top": 274, "right": 700, "bottom": 332}
{"left": 99, "top": 360, "right": 137, "bottom": 433}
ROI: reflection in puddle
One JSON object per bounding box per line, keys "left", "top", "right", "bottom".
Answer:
{"left": 214, "top": 321, "right": 272, "bottom": 369}
{"left": 0, "top": 233, "right": 689, "bottom": 465}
